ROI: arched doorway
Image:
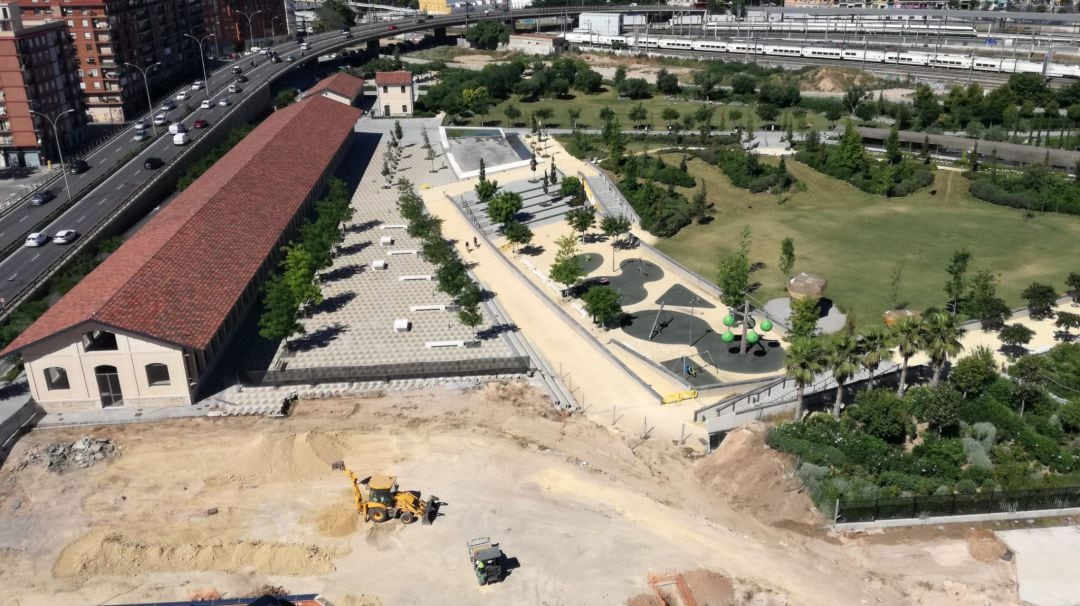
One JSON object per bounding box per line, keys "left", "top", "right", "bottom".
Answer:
{"left": 94, "top": 365, "right": 123, "bottom": 408}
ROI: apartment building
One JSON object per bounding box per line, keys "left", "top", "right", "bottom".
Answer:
{"left": 0, "top": 3, "right": 85, "bottom": 167}
{"left": 17, "top": 0, "right": 206, "bottom": 123}
{"left": 201, "top": 0, "right": 285, "bottom": 54}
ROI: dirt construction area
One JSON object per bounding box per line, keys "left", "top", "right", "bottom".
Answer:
{"left": 0, "top": 381, "right": 1020, "bottom": 605}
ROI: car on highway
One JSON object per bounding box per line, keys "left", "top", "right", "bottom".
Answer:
{"left": 387, "top": 25, "right": 397, "bottom": 30}
{"left": 153, "top": 114, "right": 168, "bottom": 126}
{"left": 270, "top": 55, "right": 281, "bottom": 63}
{"left": 133, "top": 129, "right": 149, "bottom": 142}
{"left": 200, "top": 99, "right": 212, "bottom": 109}
{"left": 29, "top": 190, "right": 55, "bottom": 206}
{"left": 172, "top": 132, "right": 190, "bottom": 145}
{"left": 67, "top": 159, "right": 89, "bottom": 174}
{"left": 191, "top": 80, "right": 204, "bottom": 90}
{"left": 24, "top": 232, "right": 48, "bottom": 247}
{"left": 231, "top": 65, "right": 243, "bottom": 74}
{"left": 300, "top": 42, "right": 310, "bottom": 50}
{"left": 217, "top": 97, "right": 231, "bottom": 107}
{"left": 52, "top": 230, "right": 78, "bottom": 245}
{"left": 143, "top": 157, "right": 164, "bottom": 170}
{"left": 176, "top": 91, "right": 188, "bottom": 101}
{"left": 134, "top": 119, "right": 147, "bottom": 130}
{"left": 228, "top": 83, "right": 242, "bottom": 93}
{"left": 237, "top": 75, "right": 248, "bottom": 82}
{"left": 168, "top": 122, "right": 188, "bottom": 135}
{"left": 160, "top": 99, "right": 176, "bottom": 111}
{"left": 286, "top": 54, "right": 295, "bottom": 62}
{"left": 193, "top": 118, "right": 209, "bottom": 129}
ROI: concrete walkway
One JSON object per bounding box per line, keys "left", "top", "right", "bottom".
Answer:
{"left": 997, "top": 526, "right": 1080, "bottom": 606}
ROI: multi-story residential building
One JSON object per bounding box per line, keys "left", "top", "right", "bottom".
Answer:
{"left": 17, "top": 0, "right": 206, "bottom": 123}
{"left": 0, "top": 3, "right": 86, "bottom": 167}
{"left": 201, "top": 0, "right": 285, "bottom": 54}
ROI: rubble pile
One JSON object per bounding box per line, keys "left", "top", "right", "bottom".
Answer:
{"left": 18, "top": 436, "right": 120, "bottom": 473}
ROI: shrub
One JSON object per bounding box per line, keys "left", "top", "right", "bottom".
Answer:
{"left": 1061, "top": 400, "right": 1080, "bottom": 433}
{"left": 845, "top": 389, "right": 910, "bottom": 445}
{"left": 970, "top": 421, "right": 998, "bottom": 452}
{"left": 710, "top": 147, "right": 795, "bottom": 193}
{"left": 912, "top": 436, "right": 966, "bottom": 480}
{"left": 956, "top": 479, "right": 979, "bottom": 495}
{"left": 961, "top": 437, "right": 992, "bottom": 470}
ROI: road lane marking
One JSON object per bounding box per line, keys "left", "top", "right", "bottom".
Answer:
{"left": 76, "top": 214, "right": 86, "bottom": 223}
{"left": 7, "top": 274, "right": 17, "bottom": 281}
{"left": 19, "top": 215, "right": 27, "bottom": 222}
{"left": 116, "top": 183, "right": 126, "bottom": 191}
{"left": 115, "top": 146, "right": 123, "bottom": 153}
{"left": 31, "top": 253, "right": 40, "bottom": 262}
{"left": 98, "top": 199, "right": 106, "bottom": 205}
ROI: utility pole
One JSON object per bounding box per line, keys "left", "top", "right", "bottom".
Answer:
{"left": 183, "top": 33, "right": 215, "bottom": 99}
{"left": 28, "top": 109, "right": 76, "bottom": 205}
{"left": 238, "top": 9, "right": 264, "bottom": 52}
{"left": 124, "top": 61, "right": 162, "bottom": 136}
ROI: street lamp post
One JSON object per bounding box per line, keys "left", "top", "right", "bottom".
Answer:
{"left": 237, "top": 10, "right": 264, "bottom": 53}
{"left": 183, "top": 33, "right": 215, "bottom": 99}
{"left": 124, "top": 61, "right": 162, "bottom": 136}
{"left": 272, "top": 16, "right": 282, "bottom": 44}
{"left": 29, "top": 109, "right": 76, "bottom": 205}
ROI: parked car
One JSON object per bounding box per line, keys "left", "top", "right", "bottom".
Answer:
{"left": 200, "top": 99, "right": 212, "bottom": 109}
{"left": 228, "top": 83, "right": 241, "bottom": 93}
{"left": 231, "top": 65, "right": 243, "bottom": 74}
{"left": 191, "top": 80, "right": 204, "bottom": 90}
{"left": 144, "top": 157, "right": 164, "bottom": 170}
{"left": 24, "top": 232, "right": 48, "bottom": 248}
{"left": 67, "top": 159, "right": 89, "bottom": 174}
{"left": 168, "top": 122, "right": 188, "bottom": 135}
{"left": 193, "top": 118, "right": 209, "bottom": 129}
{"left": 29, "top": 190, "right": 55, "bottom": 206}
{"left": 160, "top": 99, "right": 176, "bottom": 111}
{"left": 237, "top": 75, "right": 248, "bottom": 83}
{"left": 172, "top": 132, "right": 189, "bottom": 145}
{"left": 133, "top": 129, "right": 149, "bottom": 142}
{"left": 52, "top": 230, "right": 78, "bottom": 245}
{"left": 217, "top": 97, "right": 230, "bottom": 107}
{"left": 175, "top": 91, "right": 188, "bottom": 101}
{"left": 153, "top": 114, "right": 168, "bottom": 126}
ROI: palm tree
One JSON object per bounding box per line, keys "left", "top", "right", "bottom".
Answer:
{"left": 895, "top": 316, "right": 924, "bottom": 396}
{"left": 922, "top": 311, "right": 965, "bottom": 387}
{"left": 858, "top": 326, "right": 892, "bottom": 388}
{"left": 827, "top": 335, "right": 861, "bottom": 418}
{"left": 785, "top": 338, "right": 825, "bottom": 422}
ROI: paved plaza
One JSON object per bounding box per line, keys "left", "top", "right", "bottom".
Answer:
{"left": 455, "top": 172, "right": 577, "bottom": 237}
{"left": 441, "top": 127, "right": 531, "bottom": 177}
{"left": 268, "top": 117, "right": 519, "bottom": 372}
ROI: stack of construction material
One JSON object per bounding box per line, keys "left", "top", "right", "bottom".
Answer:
{"left": 17, "top": 436, "right": 119, "bottom": 473}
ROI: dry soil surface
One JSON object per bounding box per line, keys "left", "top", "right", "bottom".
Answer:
{"left": 0, "top": 381, "right": 1018, "bottom": 605}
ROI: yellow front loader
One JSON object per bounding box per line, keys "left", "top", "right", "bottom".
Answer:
{"left": 331, "top": 461, "right": 437, "bottom": 525}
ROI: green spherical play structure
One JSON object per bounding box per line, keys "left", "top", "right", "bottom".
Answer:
{"left": 722, "top": 330, "right": 735, "bottom": 342}
{"left": 723, "top": 314, "right": 735, "bottom": 327}
{"left": 746, "top": 330, "right": 761, "bottom": 344}
{"left": 759, "top": 319, "right": 773, "bottom": 332}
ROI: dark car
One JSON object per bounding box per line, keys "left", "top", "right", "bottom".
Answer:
{"left": 231, "top": 65, "right": 243, "bottom": 75}
{"left": 193, "top": 118, "right": 209, "bottom": 129}
{"left": 237, "top": 75, "right": 248, "bottom": 83}
{"left": 67, "top": 159, "right": 89, "bottom": 174}
{"left": 144, "top": 157, "right": 164, "bottom": 170}
{"left": 29, "top": 190, "right": 56, "bottom": 206}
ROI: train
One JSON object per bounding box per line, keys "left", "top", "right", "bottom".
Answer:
{"left": 562, "top": 31, "right": 1080, "bottom": 79}
{"left": 697, "top": 20, "right": 978, "bottom": 37}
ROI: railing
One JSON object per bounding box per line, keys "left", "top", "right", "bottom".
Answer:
{"left": 238, "top": 356, "right": 533, "bottom": 386}
{"left": 836, "top": 486, "right": 1080, "bottom": 524}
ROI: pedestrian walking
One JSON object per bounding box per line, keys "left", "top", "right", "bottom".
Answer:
{"left": 473, "top": 237, "right": 479, "bottom": 248}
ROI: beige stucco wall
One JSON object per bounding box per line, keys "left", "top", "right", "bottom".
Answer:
{"left": 22, "top": 322, "right": 194, "bottom": 412}
{"left": 377, "top": 84, "right": 414, "bottom": 117}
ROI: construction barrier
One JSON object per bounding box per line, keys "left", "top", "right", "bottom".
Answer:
{"left": 661, "top": 389, "right": 698, "bottom": 405}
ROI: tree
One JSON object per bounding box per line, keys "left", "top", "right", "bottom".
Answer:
{"left": 858, "top": 326, "right": 892, "bottom": 388}
{"left": 503, "top": 219, "right": 533, "bottom": 252}
{"left": 487, "top": 191, "right": 523, "bottom": 225}
{"left": 457, "top": 303, "right": 483, "bottom": 333}
{"left": 756, "top": 103, "right": 780, "bottom": 123}
{"left": 628, "top": 103, "right": 648, "bottom": 127}
{"left": 421, "top": 127, "right": 431, "bottom": 149}
{"left": 731, "top": 74, "right": 756, "bottom": 96}
{"left": 963, "top": 270, "right": 1012, "bottom": 331}
{"left": 582, "top": 286, "right": 623, "bottom": 327}
{"left": 1056, "top": 311, "right": 1080, "bottom": 337}
{"left": 949, "top": 346, "right": 998, "bottom": 398}
{"left": 567, "top": 108, "right": 583, "bottom": 131}
{"left": 689, "top": 184, "right": 712, "bottom": 224}
{"left": 788, "top": 296, "right": 820, "bottom": 341}
{"left": 694, "top": 106, "right": 715, "bottom": 140}
{"left": 921, "top": 312, "right": 964, "bottom": 387}
{"left": 599, "top": 106, "right": 616, "bottom": 123}
{"left": 273, "top": 88, "right": 299, "bottom": 108}
{"left": 944, "top": 249, "right": 972, "bottom": 316}
{"left": 574, "top": 69, "right": 603, "bottom": 94}
{"left": 464, "top": 20, "right": 509, "bottom": 50}
{"left": 613, "top": 66, "right": 626, "bottom": 87}
{"left": 895, "top": 316, "right": 924, "bottom": 396}
{"left": 559, "top": 175, "right": 584, "bottom": 204}
{"left": 661, "top": 107, "right": 680, "bottom": 126}
{"left": 716, "top": 228, "right": 751, "bottom": 309}
{"left": 617, "top": 78, "right": 652, "bottom": 100}
{"left": 884, "top": 126, "right": 902, "bottom": 164}
{"left": 437, "top": 259, "right": 470, "bottom": 297}
{"left": 1066, "top": 272, "right": 1080, "bottom": 304}
{"left": 461, "top": 86, "right": 491, "bottom": 125}
{"left": 655, "top": 68, "right": 680, "bottom": 94}
{"left": 600, "top": 214, "right": 632, "bottom": 243}
{"left": 1021, "top": 282, "right": 1058, "bottom": 320}
{"left": 842, "top": 84, "right": 868, "bottom": 114}
{"left": 999, "top": 324, "right": 1036, "bottom": 357}
{"left": 474, "top": 178, "right": 498, "bottom": 204}
{"left": 478, "top": 158, "right": 486, "bottom": 183}
{"left": 565, "top": 206, "right": 596, "bottom": 243}
{"left": 281, "top": 243, "right": 322, "bottom": 310}
{"left": 786, "top": 338, "right": 825, "bottom": 421}
{"left": 778, "top": 237, "right": 795, "bottom": 277}
{"left": 831, "top": 122, "right": 866, "bottom": 178}
{"left": 258, "top": 273, "right": 303, "bottom": 342}
{"left": 534, "top": 107, "right": 554, "bottom": 124}
{"left": 503, "top": 103, "right": 521, "bottom": 128}
{"left": 826, "top": 335, "right": 861, "bottom": 417}
{"left": 847, "top": 389, "right": 910, "bottom": 445}
{"left": 393, "top": 120, "right": 403, "bottom": 141}
{"left": 315, "top": 0, "right": 355, "bottom": 31}
{"left": 1007, "top": 355, "right": 1044, "bottom": 418}
{"left": 549, "top": 234, "right": 584, "bottom": 289}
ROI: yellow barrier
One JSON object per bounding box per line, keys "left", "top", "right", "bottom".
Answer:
{"left": 661, "top": 390, "right": 698, "bottom": 405}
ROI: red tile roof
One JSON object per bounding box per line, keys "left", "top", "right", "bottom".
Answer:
{"left": 374, "top": 70, "right": 412, "bottom": 87}
{"left": 308, "top": 72, "right": 365, "bottom": 103}
{"left": 2, "top": 95, "right": 361, "bottom": 356}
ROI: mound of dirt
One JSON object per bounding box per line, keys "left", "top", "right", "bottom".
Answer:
{"left": 626, "top": 595, "right": 662, "bottom": 606}
{"left": 233, "top": 431, "right": 349, "bottom": 482}
{"left": 695, "top": 423, "right": 819, "bottom": 530}
{"left": 683, "top": 569, "right": 735, "bottom": 605}
{"left": 801, "top": 67, "right": 876, "bottom": 93}
{"left": 53, "top": 531, "right": 341, "bottom": 578}
{"left": 967, "top": 528, "right": 1009, "bottom": 563}
{"left": 310, "top": 503, "right": 359, "bottom": 537}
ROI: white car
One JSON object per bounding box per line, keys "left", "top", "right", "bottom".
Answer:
{"left": 153, "top": 114, "right": 167, "bottom": 126}
{"left": 217, "top": 98, "right": 230, "bottom": 107}
{"left": 191, "top": 80, "right": 204, "bottom": 91}
{"left": 133, "top": 129, "right": 149, "bottom": 142}
{"left": 24, "top": 232, "right": 48, "bottom": 247}
{"left": 52, "top": 230, "right": 78, "bottom": 245}
{"left": 200, "top": 99, "right": 212, "bottom": 109}
{"left": 227, "top": 84, "right": 241, "bottom": 93}
{"left": 134, "top": 119, "right": 147, "bottom": 130}
{"left": 176, "top": 91, "right": 188, "bottom": 101}
{"left": 160, "top": 99, "right": 176, "bottom": 111}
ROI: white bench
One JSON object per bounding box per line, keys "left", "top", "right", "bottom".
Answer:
{"left": 379, "top": 236, "right": 394, "bottom": 246}
{"left": 399, "top": 275, "right": 433, "bottom": 281}
{"left": 372, "top": 259, "right": 387, "bottom": 270}
{"left": 393, "top": 318, "right": 410, "bottom": 333}
{"left": 388, "top": 249, "right": 418, "bottom": 256}
{"left": 380, "top": 224, "right": 407, "bottom": 230}
{"left": 410, "top": 304, "right": 457, "bottom": 312}
{"left": 425, "top": 340, "right": 466, "bottom": 349}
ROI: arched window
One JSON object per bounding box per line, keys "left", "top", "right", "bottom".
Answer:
{"left": 145, "top": 363, "right": 170, "bottom": 387}
{"left": 43, "top": 367, "right": 69, "bottom": 390}
{"left": 82, "top": 330, "right": 118, "bottom": 351}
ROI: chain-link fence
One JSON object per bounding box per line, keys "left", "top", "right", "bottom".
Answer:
{"left": 836, "top": 486, "right": 1080, "bottom": 524}
{"left": 238, "top": 356, "right": 533, "bottom": 386}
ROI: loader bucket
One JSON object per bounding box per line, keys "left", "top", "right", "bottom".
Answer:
{"left": 331, "top": 460, "right": 345, "bottom": 471}
{"left": 422, "top": 495, "right": 438, "bottom": 525}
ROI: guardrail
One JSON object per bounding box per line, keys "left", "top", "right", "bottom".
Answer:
{"left": 239, "top": 356, "right": 533, "bottom": 385}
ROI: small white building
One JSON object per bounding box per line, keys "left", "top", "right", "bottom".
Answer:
{"left": 375, "top": 71, "right": 415, "bottom": 118}
{"left": 506, "top": 34, "right": 567, "bottom": 56}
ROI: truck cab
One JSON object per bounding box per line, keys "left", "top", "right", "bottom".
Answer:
{"left": 468, "top": 537, "right": 504, "bottom": 586}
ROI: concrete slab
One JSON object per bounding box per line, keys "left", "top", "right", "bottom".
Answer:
{"left": 996, "top": 526, "right": 1080, "bottom": 606}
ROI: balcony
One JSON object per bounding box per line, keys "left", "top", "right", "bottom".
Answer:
{"left": 0, "top": 136, "right": 14, "bottom": 146}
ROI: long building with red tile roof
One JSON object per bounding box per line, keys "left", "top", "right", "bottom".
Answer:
{"left": 2, "top": 88, "right": 361, "bottom": 412}
{"left": 305, "top": 72, "right": 365, "bottom": 107}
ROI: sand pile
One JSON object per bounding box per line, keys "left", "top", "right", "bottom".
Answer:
{"left": 53, "top": 531, "right": 340, "bottom": 577}
{"left": 801, "top": 67, "right": 876, "bottom": 93}
{"left": 967, "top": 528, "right": 1009, "bottom": 563}
{"left": 310, "top": 503, "right": 359, "bottom": 537}
{"left": 233, "top": 431, "right": 349, "bottom": 482}
{"left": 695, "top": 423, "right": 819, "bottom": 529}
{"left": 682, "top": 570, "right": 736, "bottom": 605}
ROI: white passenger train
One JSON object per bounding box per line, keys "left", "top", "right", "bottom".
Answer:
{"left": 701, "top": 20, "right": 978, "bottom": 37}
{"left": 562, "top": 31, "right": 1080, "bottom": 79}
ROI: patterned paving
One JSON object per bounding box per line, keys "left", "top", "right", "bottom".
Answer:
{"left": 268, "top": 117, "right": 518, "bottom": 371}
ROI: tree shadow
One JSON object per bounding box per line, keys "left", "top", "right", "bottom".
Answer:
{"left": 311, "top": 292, "right": 357, "bottom": 315}
{"left": 290, "top": 323, "right": 347, "bottom": 352}
{"left": 519, "top": 244, "right": 545, "bottom": 256}
{"left": 476, "top": 322, "right": 518, "bottom": 340}
{"left": 336, "top": 241, "right": 372, "bottom": 256}
{"left": 320, "top": 264, "right": 366, "bottom": 283}
{"left": 347, "top": 219, "right": 382, "bottom": 233}
{"left": 1053, "top": 330, "right": 1075, "bottom": 343}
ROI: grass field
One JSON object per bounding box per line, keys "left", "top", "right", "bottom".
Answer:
{"left": 455, "top": 89, "right": 831, "bottom": 132}
{"left": 653, "top": 156, "right": 1080, "bottom": 328}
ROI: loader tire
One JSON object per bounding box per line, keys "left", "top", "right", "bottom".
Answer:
{"left": 399, "top": 511, "right": 416, "bottom": 524}
{"left": 369, "top": 508, "right": 389, "bottom": 523}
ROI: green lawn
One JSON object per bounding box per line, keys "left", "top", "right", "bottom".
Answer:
{"left": 654, "top": 156, "right": 1080, "bottom": 327}
{"left": 455, "top": 89, "right": 831, "bottom": 132}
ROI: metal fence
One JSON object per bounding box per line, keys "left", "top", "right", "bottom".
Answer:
{"left": 238, "top": 356, "right": 533, "bottom": 386}
{"left": 836, "top": 486, "right": 1080, "bottom": 524}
